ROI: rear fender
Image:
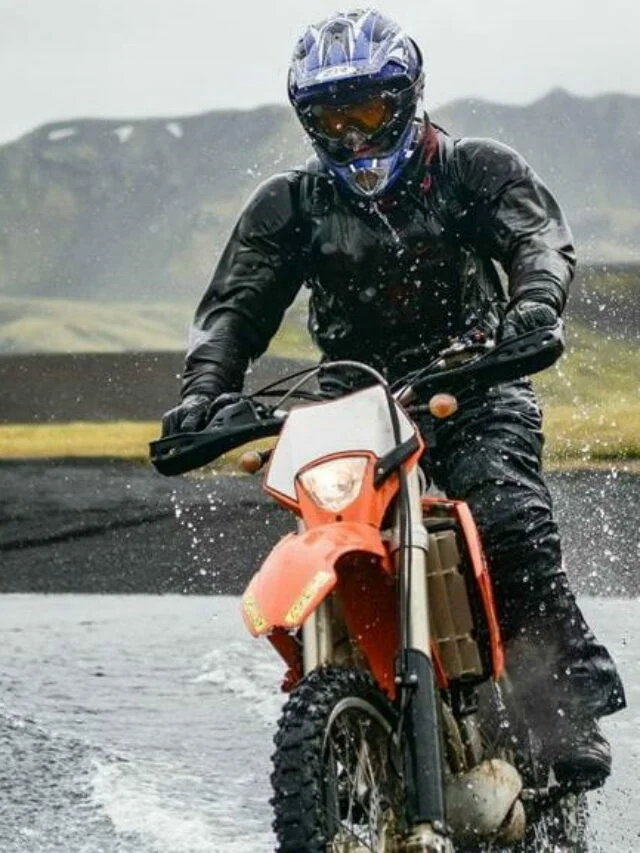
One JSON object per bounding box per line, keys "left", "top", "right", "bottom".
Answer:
{"left": 241, "top": 521, "right": 391, "bottom": 637}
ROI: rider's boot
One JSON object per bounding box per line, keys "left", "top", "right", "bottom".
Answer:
{"left": 550, "top": 718, "right": 612, "bottom": 792}
{"left": 504, "top": 615, "right": 619, "bottom": 793}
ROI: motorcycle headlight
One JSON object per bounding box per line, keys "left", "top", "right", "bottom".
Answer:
{"left": 298, "top": 456, "right": 368, "bottom": 513}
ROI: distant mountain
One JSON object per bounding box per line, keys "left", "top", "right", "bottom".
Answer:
{"left": 0, "top": 106, "right": 304, "bottom": 303}
{"left": 0, "top": 90, "right": 638, "bottom": 308}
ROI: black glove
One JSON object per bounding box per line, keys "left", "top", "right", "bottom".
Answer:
{"left": 500, "top": 299, "right": 559, "bottom": 341}
{"left": 161, "top": 392, "right": 246, "bottom": 437}
{"left": 161, "top": 393, "right": 214, "bottom": 436}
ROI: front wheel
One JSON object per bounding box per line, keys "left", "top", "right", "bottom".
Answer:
{"left": 271, "top": 667, "right": 403, "bottom": 853}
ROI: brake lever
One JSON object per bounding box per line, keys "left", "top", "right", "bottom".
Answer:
{"left": 206, "top": 397, "right": 271, "bottom": 430}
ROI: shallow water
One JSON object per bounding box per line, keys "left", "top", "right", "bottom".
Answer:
{"left": 0, "top": 595, "right": 637, "bottom": 852}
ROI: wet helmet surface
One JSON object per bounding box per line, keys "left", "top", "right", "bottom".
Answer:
{"left": 288, "top": 8, "right": 425, "bottom": 198}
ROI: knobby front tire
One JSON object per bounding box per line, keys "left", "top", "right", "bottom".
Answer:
{"left": 271, "top": 666, "right": 403, "bottom": 853}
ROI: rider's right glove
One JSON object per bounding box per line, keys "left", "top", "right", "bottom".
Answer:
{"left": 500, "top": 292, "right": 559, "bottom": 342}
{"left": 161, "top": 392, "right": 246, "bottom": 436}
{"left": 161, "top": 394, "right": 215, "bottom": 436}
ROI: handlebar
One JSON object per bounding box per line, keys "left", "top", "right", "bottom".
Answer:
{"left": 149, "top": 323, "right": 564, "bottom": 477}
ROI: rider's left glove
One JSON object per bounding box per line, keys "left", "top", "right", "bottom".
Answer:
{"left": 500, "top": 297, "right": 559, "bottom": 341}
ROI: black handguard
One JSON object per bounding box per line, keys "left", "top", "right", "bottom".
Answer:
{"left": 150, "top": 398, "right": 282, "bottom": 476}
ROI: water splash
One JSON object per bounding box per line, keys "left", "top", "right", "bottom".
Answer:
{"left": 193, "top": 641, "right": 285, "bottom": 726}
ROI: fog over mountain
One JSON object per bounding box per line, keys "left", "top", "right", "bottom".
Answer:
{"left": 1, "top": 89, "right": 638, "bottom": 308}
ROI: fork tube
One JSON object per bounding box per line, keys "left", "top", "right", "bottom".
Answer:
{"left": 298, "top": 518, "right": 334, "bottom": 674}
{"left": 396, "top": 467, "right": 448, "bottom": 835}
{"left": 302, "top": 599, "right": 334, "bottom": 673}
{"left": 403, "top": 469, "right": 431, "bottom": 653}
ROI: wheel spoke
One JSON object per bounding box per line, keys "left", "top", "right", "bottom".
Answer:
{"left": 324, "top": 705, "right": 399, "bottom": 851}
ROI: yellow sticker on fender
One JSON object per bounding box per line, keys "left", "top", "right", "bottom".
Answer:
{"left": 284, "top": 570, "right": 333, "bottom": 626}
{"left": 242, "top": 592, "right": 268, "bottom": 633}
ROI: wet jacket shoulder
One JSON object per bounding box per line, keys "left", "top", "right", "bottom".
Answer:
{"left": 182, "top": 171, "right": 307, "bottom": 398}
{"left": 446, "top": 136, "right": 576, "bottom": 311}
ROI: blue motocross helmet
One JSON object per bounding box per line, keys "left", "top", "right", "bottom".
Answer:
{"left": 288, "top": 8, "right": 425, "bottom": 198}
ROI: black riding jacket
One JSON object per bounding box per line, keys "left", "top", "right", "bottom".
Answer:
{"left": 182, "top": 124, "right": 575, "bottom": 398}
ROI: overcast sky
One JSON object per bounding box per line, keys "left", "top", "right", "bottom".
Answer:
{"left": 1, "top": 0, "right": 638, "bottom": 143}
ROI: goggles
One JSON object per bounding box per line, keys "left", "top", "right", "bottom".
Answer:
{"left": 310, "top": 96, "right": 394, "bottom": 143}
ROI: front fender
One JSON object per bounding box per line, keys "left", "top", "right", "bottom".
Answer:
{"left": 242, "top": 522, "right": 390, "bottom": 636}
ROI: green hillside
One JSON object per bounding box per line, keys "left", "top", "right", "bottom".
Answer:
{"left": 0, "top": 296, "right": 318, "bottom": 359}
{"left": 0, "top": 298, "right": 192, "bottom": 353}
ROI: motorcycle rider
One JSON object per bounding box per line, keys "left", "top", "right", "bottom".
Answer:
{"left": 162, "top": 9, "right": 625, "bottom": 789}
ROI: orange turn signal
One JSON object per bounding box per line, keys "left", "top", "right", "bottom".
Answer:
{"left": 428, "top": 393, "right": 458, "bottom": 419}
{"left": 239, "top": 450, "right": 265, "bottom": 474}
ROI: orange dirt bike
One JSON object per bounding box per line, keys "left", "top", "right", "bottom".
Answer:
{"left": 151, "top": 325, "right": 588, "bottom": 853}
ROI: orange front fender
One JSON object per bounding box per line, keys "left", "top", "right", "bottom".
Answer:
{"left": 242, "top": 522, "right": 391, "bottom": 637}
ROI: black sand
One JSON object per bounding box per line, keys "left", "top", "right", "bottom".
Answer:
{"left": 1, "top": 461, "right": 638, "bottom": 596}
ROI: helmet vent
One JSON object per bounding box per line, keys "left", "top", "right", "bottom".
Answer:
{"left": 354, "top": 167, "right": 386, "bottom": 195}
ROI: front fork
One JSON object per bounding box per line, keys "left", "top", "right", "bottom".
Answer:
{"left": 301, "top": 515, "right": 335, "bottom": 671}
{"left": 302, "top": 597, "right": 333, "bottom": 671}
{"left": 394, "top": 469, "right": 451, "bottom": 851}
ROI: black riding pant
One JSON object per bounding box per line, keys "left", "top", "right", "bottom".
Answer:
{"left": 419, "top": 379, "right": 626, "bottom": 725}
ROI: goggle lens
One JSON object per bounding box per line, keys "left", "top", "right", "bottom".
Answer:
{"left": 312, "top": 97, "right": 393, "bottom": 140}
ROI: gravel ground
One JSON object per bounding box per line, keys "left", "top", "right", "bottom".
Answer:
{"left": 1, "top": 460, "right": 638, "bottom": 595}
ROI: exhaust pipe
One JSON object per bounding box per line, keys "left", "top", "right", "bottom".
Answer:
{"left": 445, "top": 759, "right": 526, "bottom": 843}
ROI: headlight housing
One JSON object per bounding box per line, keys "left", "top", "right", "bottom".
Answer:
{"left": 298, "top": 456, "right": 368, "bottom": 513}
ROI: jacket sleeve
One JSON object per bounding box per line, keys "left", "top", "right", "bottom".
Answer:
{"left": 453, "top": 138, "right": 576, "bottom": 312}
{"left": 181, "top": 172, "right": 306, "bottom": 399}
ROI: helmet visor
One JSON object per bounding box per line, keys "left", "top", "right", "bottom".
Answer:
{"left": 310, "top": 96, "right": 393, "bottom": 142}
